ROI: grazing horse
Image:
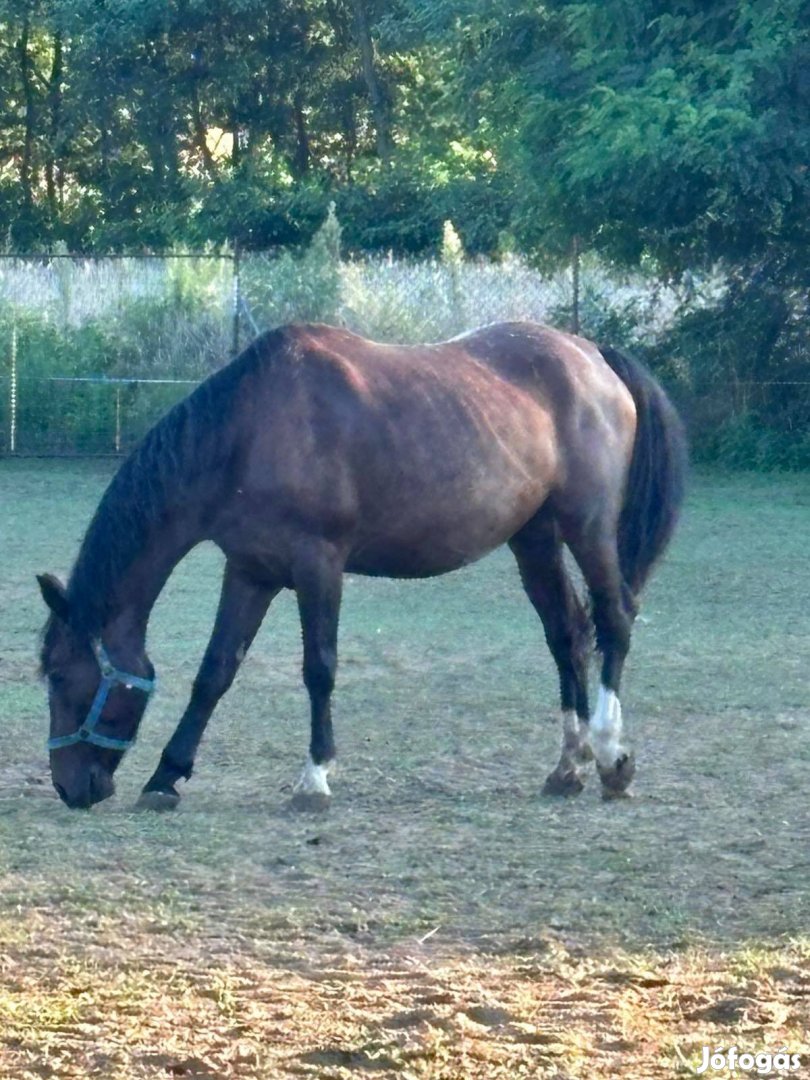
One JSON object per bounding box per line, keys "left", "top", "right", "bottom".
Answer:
{"left": 38, "top": 321, "right": 686, "bottom": 811}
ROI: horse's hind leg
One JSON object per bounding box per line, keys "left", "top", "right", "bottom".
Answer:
{"left": 138, "top": 563, "right": 279, "bottom": 810}
{"left": 563, "top": 518, "right": 637, "bottom": 798}
{"left": 290, "top": 540, "right": 344, "bottom": 811}
{"left": 509, "top": 517, "right": 593, "bottom": 797}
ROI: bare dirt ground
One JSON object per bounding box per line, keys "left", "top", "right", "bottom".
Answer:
{"left": 2, "top": 906, "right": 809, "bottom": 1079}
{"left": 1, "top": 461, "right": 809, "bottom": 1077}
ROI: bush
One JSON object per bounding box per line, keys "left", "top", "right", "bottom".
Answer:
{"left": 652, "top": 266, "right": 810, "bottom": 469}
{"left": 240, "top": 203, "right": 343, "bottom": 329}
{"left": 0, "top": 257, "right": 232, "bottom": 454}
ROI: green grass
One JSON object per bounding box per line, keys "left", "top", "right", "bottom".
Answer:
{"left": 2, "top": 460, "right": 810, "bottom": 942}
{"left": 1, "top": 460, "right": 809, "bottom": 1077}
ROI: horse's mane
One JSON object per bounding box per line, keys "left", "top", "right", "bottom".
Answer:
{"left": 58, "top": 331, "right": 281, "bottom": 640}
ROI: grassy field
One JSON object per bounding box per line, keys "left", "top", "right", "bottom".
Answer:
{"left": 1, "top": 459, "right": 809, "bottom": 1078}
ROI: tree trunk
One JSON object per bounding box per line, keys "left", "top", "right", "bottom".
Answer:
{"left": 349, "top": 0, "right": 393, "bottom": 164}
{"left": 343, "top": 98, "right": 357, "bottom": 183}
{"left": 150, "top": 29, "right": 179, "bottom": 191}
{"left": 18, "top": 19, "right": 36, "bottom": 208}
{"left": 46, "top": 31, "right": 63, "bottom": 212}
{"left": 231, "top": 110, "right": 240, "bottom": 168}
{"left": 191, "top": 81, "right": 219, "bottom": 180}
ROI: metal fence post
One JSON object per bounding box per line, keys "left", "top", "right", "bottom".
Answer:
{"left": 571, "top": 235, "right": 580, "bottom": 336}
{"left": 115, "top": 385, "right": 122, "bottom": 453}
{"left": 231, "top": 244, "right": 241, "bottom": 357}
{"left": 9, "top": 319, "right": 17, "bottom": 453}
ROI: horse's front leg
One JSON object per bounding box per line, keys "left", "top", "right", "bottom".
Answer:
{"left": 137, "top": 563, "right": 279, "bottom": 810}
{"left": 290, "top": 540, "right": 344, "bottom": 812}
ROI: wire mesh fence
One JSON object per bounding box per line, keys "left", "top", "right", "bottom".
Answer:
{"left": 0, "top": 254, "right": 238, "bottom": 456}
{"left": 0, "top": 250, "right": 584, "bottom": 456}
{"left": 0, "top": 249, "right": 719, "bottom": 457}
{"left": 0, "top": 376, "right": 197, "bottom": 456}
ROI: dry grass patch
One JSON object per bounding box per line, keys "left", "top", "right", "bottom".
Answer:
{"left": 1, "top": 914, "right": 808, "bottom": 1079}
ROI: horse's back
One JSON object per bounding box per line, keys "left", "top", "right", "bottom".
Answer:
{"left": 273, "top": 320, "right": 637, "bottom": 496}
{"left": 260, "top": 320, "right": 631, "bottom": 416}
{"left": 214, "top": 321, "right": 637, "bottom": 577}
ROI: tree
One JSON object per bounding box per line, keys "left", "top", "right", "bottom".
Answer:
{"left": 413, "top": 0, "right": 810, "bottom": 278}
{"left": 0, "top": 0, "right": 445, "bottom": 250}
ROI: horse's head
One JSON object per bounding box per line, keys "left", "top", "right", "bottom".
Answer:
{"left": 37, "top": 574, "right": 155, "bottom": 809}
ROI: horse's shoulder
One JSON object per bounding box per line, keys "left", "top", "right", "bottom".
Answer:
{"left": 260, "top": 323, "right": 385, "bottom": 401}
{"left": 267, "top": 324, "right": 366, "bottom": 364}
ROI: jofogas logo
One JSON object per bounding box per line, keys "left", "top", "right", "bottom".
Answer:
{"left": 696, "top": 1046, "right": 802, "bottom": 1075}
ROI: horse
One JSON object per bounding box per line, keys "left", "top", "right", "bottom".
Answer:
{"left": 38, "top": 320, "right": 686, "bottom": 811}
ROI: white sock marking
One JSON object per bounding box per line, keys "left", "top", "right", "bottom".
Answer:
{"left": 562, "top": 709, "right": 580, "bottom": 744}
{"left": 559, "top": 709, "right": 584, "bottom": 762}
{"left": 293, "top": 756, "right": 333, "bottom": 797}
{"left": 588, "top": 686, "right": 624, "bottom": 768}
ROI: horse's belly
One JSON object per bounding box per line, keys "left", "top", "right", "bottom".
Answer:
{"left": 346, "top": 540, "right": 479, "bottom": 578}
{"left": 345, "top": 486, "right": 547, "bottom": 578}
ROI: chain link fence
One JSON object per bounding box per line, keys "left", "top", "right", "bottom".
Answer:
{"left": 0, "top": 253, "right": 237, "bottom": 455}
{"left": 0, "top": 251, "right": 568, "bottom": 456}
{"left": 0, "top": 249, "right": 697, "bottom": 457}
{"left": 0, "top": 375, "right": 198, "bottom": 456}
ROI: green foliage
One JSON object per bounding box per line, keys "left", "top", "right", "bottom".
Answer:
{"left": 0, "top": 0, "right": 805, "bottom": 291}
{"left": 445, "top": 0, "right": 808, "bottom": 276}
{"left": 0, "top": 307, "right": 111, "bottom": 453}
{"left": 702, "top": 413, "right": 810, "bottom": 471}
{"left": 1, "top": 307, "right": 110, "bottom": 379}
{"left": 651, "top": 261, "right": 810, "bottom": 469}
{"left": 241, "top": 204, "right": 344, "bottom": 326}
{"left": 0, "top": 256, "right": 230, "bottom": 452}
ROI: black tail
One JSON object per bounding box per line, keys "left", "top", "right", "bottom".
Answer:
{"left": 599, "top": 345, "right": 688, "bottom": 596}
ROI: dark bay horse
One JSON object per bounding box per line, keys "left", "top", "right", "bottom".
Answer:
{"left": 38, "top": 321, "right": 686, "bottom": 811}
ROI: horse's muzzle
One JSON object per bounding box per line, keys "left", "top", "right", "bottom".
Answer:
{"left": 54, "top": 765, "right": 115, "bottom": 809}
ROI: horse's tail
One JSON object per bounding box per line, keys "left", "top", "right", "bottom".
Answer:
{"left": 598, "top": 344, "right": 688, "bottom": 597}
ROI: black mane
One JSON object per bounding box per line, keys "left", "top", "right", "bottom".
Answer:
{"left": 53, "top": 332, "right": 280, "bottom": 642}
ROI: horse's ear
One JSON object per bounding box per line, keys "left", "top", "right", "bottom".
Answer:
{"left": 37, "top": 574, "right": 70, "bottom": 622}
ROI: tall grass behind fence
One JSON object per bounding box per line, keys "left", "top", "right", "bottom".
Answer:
{"left": 0, "top": 250, "right": 595, "bottom": 455}
{"left": 0, "top": 244, "right": 759, "bottom": 459}
{"left": 239, "top": 250, "right": 688, "bottom": 348}
{"left": 0, "top": 255, "right": 234, "bottom": 454}
{"left": 239, "top": 252, "right": 574, "bottom": 343}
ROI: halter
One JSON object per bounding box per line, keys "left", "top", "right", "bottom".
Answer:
{"left": 47, "top": 644, "right": 155, "bottom": 753}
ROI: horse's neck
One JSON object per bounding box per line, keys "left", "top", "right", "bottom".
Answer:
{"left": 99, "top": 518, "right": 200, "bottom": 660}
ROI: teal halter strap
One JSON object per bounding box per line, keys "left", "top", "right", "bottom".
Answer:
{"left": 47, "top": 644, "right": 155, "bottom": 753}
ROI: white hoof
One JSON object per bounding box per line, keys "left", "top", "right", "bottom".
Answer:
{"left": 293, "top": 757, "right": 333, "bottom": 798}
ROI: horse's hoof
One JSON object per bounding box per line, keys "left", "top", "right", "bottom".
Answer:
{"left": 135, "top": 789, "right": 180, "bottom": 813}
{"left": 601, "top": 786, "right": 634, "bottom": 802}
{"left": 542, "top": 766, "right": 585, "bottom": 797}
{"left": 289, "top": 791, "right": 331, "bottom": 813}
{"left": 596, "top": 751, "right": 636, "bottom": 796}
